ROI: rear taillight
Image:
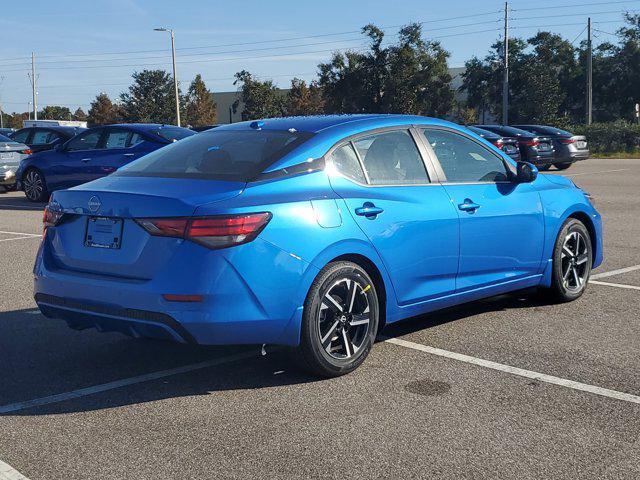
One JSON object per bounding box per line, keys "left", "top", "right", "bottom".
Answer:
{"left": 135, "top": 213, "right": 272, "bottom": 250}
{"left": 560, "top": 138, "right": 576, "bottom": 144}
{"left": 43, "top": 204, "right": 65, "bottom": 234}
{"left": 491, "top": 139, "right": 504, "bottom": 148}
{"left": 520, "top": 138, "right": 539, "bottom": 147}
{"left": 21, "top": 148, "right": 33, "bottom": 155}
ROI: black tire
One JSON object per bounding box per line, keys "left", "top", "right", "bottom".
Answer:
{"left": 546, "top": 218, "right": 593, "bottom": 302}
{"left": 554, "top": 162, "right": 572, "bottom": 170}
{"left": 294, "top": 261, "right": 379, "bottom": 378}
{"left": 538, "top": 165, "right": 551, "bottom": 171}
{"left": 23, "top": 168, "right": 48, "bottom": 202}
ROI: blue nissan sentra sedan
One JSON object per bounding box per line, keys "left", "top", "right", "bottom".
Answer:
{"left": 34, "top": 115, "right": 602, "bottom": 377}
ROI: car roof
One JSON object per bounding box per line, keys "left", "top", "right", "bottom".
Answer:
{"left": 217, "top": 114, "right": 455, "bottom": 134}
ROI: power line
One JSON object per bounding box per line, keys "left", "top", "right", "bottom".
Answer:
{"left": 512, "top": 0, "right": 637, "bottom": 12}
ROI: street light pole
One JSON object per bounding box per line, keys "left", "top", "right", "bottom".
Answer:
{"left": 502, "top": 1, "right": 509, "bottom": 125}
{"left": 154, "top": 27, "right": 181, "bottom": 126}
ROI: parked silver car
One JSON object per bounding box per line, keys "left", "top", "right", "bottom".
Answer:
{"left": 0, "top": 134, "right": 32, "bottom": 191}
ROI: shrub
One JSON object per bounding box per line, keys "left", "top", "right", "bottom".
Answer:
{"left": 568, "top": 121, "right": 640, "bottom": 154}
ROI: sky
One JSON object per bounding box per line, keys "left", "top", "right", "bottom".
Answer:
{"left": 0, "top": 0, "right": 637, "bottom": 115}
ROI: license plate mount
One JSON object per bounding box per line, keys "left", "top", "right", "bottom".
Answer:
{"left": 85, "top": 217, "right": 123, "bottom": 249}
{"left": 0, "top": 152, "right": 14, "bottom": 161}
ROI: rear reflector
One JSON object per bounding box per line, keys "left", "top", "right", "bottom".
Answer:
{"left": 162, "top": 294, "right": 203, "bottom": 302}
{"left": 135, "top": 212, "right": 272, "bottom": 250}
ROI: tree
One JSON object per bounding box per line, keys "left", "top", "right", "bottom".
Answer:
{"left": 73, "top": 107, "right": 87, "bottom": 122}
{"left": 286, "top": 78, "right": 324, "bottom": 115}
{"left": 184, "top": 74, "right": 217, "bottom": 127}
{"left": 318, "top": 23, "right": 454, "bottom": 115}
{"left": 87, "top": 93, "right": 122, "bottom": 126}
{"left": 39, "top": 105, "right": 72, "bottom": 120}
{"left": 120, "top": 70, "right": 178, "bottom": 124}
{"left": 232, "top": 70, "right": 286, "bottom": 120}
{"left": 8, "top": 112, "right": 28, "bottom": 130}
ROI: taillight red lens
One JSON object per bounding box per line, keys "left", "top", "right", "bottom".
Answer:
{"left": 21, "top": 149, "right": 33, "bottom": 155}
{"left": 135, "top": 213, "right": 271, "bottom": 250}
{"left": 520, "top": 139, "right": 539, "bottom": 147}
{"left": 560, "top": 138, "right": 576, "bottom": 144}
{"left": 43, "top": 204, "right": 64, "bottom": 228}
{"left": 491, "top": 140, "right": 504, "bottom": 147}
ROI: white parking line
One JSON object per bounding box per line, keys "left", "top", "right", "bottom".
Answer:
{"left": 0, "top": 459, "right": 30, "bottom": 480}
{"left": 564, "top": 168, "right": 629, "bottom": 177}
{"left": 0, "top": 231, "right": 41, "bottom": 237}
{"left": 385, "top": 337, "right": 640, "bottom": 404}
{"left": 590, "top": 280, "right": 640, "bottom": 291}
{"left": 591, "top": 264, "right": 640, "bottom": 280}
{"left": 0, "top": 350, "right": 259, "bottom": 414}
{"left": 0, "top": 236, "right": 41, "bottom": 243}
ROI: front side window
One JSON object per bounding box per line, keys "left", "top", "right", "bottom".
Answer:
{"left": 352, "top": 130, "right": 429, "bottom": 185}
{"left": 330, "top": 143, "right": 366, "bottom": 184}
{"left": 66, "top": 130, "right": 102, "bottom": 152}
{"left": 423, "top": 128, "right": 510, "bottom": 183}
{"left": 116, "top": 129, "right": 312, "bottom": 181}
{"left": 104, "top": 130, "right": 131, "bottom": 149}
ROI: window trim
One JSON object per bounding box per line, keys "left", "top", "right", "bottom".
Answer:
{"left": 65, "top": 128, "right": 105, "bottom": 152}
{"left": 418, "top": 126, "right": 517, "bottom": 185}
{"left": 324, "top": 126, "right": 439, "bottom": 188}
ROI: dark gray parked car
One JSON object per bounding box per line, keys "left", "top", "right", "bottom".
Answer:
{"left": 473, "top": 125, "right": 555, "bottom": 168}
{"left": 467, "top": 126, "right": 521, "bottom": 162}
{"left": 512, "top": 125, "right": 589, "bottom": 171}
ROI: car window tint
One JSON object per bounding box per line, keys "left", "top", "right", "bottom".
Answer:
{"left": 116, "top": 129, "right": 312, "bottom": 182}
{"left": 154, "top": 126, "right": 195, "bottom": 142}
{"left": 11, "top": 129, "right": 30, "bottom": 143}
{"left": 32, "top": 130, "right": 58, "bottom": 145}
{"left": 128, "top": 133, "right": 145, "bottom": 147}
{"left": 353, "top": 130, "right": 428, "bottom": 185}
{"left": 330, "top": 143, "right": 366, "bottom": 183}
{"left": 105, "top": 130, "right": 130, "bottom": 149}
{"left": 423, "top": 128, "right": 509, "bottom": 183}
{"left": 66, "top": 130, "right": 102, "bottom": 151}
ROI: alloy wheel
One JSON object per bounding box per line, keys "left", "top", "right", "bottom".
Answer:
{"left": 560, "top": 231, "right": 590, "bottom": 292}
{"left": 317, "top": 277, "right": 371, "bottom": 359}
{"left": 24, "top": 170, "right": 44, "bottom": 201}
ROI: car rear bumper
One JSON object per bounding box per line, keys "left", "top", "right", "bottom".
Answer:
{"left": 34, "top": 234, "right": 316, "bottom": 346}
{"left": 555, "top": 151, "right": 590, "bottom": 163}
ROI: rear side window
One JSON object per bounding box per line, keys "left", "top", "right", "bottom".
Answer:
{"left": 32, "top": 130, "right": 59, "bottom": 145}
{"left": 116, "top": 129, "right": 313, "bottom": 181}
{"left": 0, "top": 134, "right": 13, "bottom": 143}
{"left": 352, "top": 130, "right": 429, "bottom": 185}
{"left": 153, "top": 126, "right": 195, "bottom": 142}
{"left": 330, "top": 143, "right": 366, "bottom": 184}
{"left": 423, "top": 128, "right": 509, "bottom": 183}
{"left": 128, "top": 133, "right": 145, "bottom": 147}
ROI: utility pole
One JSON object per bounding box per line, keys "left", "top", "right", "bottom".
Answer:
{"left": 0, "top": 76, "right": 4, "bottom": 129}
{"left": 586, "top": 17, "right": 593, "bottom": 125}
{"left": 29, "top": 52, "right": 38, "bottom": 121}
{"left": 502, "top": 1, "right": 509, "bottom": 125}
{"left": 154, "top": 28, "right": 181, "bottom": 126}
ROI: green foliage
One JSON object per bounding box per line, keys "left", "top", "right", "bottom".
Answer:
{"left": 569, "top": 121, "right": 640, "bottom": 154}
{"left": 39, "top": 105, "right": 72, "bottom": 121}
{"left": 233, "top": 70, "right": 286, "bottom": 120}
{"left": 73, "top": 108, "right": 87, "bottom": 122}
{"left": 87, "top": 93, "right": 122, "bottom": 126}
{"left": 120, "top": 70, "right": 179, "bottom": 124}
{"left": 184, "top": 74, "right": 217, "bottom": 127}
{"left": 318, "top": 23, "right": 454, "bottom": 115}
{"left": 286, "top": 78, "right": 324, "bottom": 115}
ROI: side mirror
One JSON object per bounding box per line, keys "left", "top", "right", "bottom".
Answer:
{"left": 516, "top": 161, "right": 538, "bottom": 183}
{"left": 54, "top": 143, "right": 64, "bottom": 152}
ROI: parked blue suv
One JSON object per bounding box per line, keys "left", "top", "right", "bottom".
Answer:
{"left": 17, "top": 123, "right": 195, "bottom": 202}
{"left": 34, "top": 115, "right": 602, "bottom": 377}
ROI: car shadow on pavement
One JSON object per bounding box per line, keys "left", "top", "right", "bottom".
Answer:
{"left": 0, "top": 291, "right": 553, "bottom": 416}
{"left": 0, "top": 193, "right": 45, "bottom": 211}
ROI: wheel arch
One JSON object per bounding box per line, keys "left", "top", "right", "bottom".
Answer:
{"left": 567, "top": 210, "right": 598, "bottom": 263}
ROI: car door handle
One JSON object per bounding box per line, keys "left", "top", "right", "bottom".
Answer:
{"left": 123, "top": 153, "right": 136, "bottom": 157}
{"left": 80, "top": 158, "right": 91, "bottom": 162}
{"left": 458, "top": 199, "right": 481, "bottom": 212}
{"left": 355, "top": 202, "right": 384, "bottom": 218}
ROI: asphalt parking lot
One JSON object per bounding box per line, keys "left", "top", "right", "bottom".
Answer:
{"left": 1, "top": 158, "right": 639, "bottom": 480}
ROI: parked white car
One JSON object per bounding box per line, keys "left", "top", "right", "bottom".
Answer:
{"left": 0, "top": 134, "right": 32, "bottom": 191}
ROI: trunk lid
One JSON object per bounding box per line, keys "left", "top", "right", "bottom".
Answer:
{"left": 47, "top": 175, "right": 245, "bottom": 279}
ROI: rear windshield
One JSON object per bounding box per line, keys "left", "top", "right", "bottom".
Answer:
{"left": 0, "top": 134, "right": 14, "bottom": 143}
{"left": 115, "top": 129, "right": 313, "bottom": 181}
{"left": 517, "top": 125, "right": 572, "bottom": 136}
{"left": 153, "top": 126, "right": 196, "bottom": 142}
{"left": 478, "top": 125, "right": 533, "bottom": 137}
{"left": 468, "top": 127, "right": 499, "bottom": 140}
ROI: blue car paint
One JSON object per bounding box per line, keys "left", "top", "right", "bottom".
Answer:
{"left": 33, "top": 115, "right": 603, "bottom": 346}
{"left": 16, "top": 124, "right": 193, "bottom": 194}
